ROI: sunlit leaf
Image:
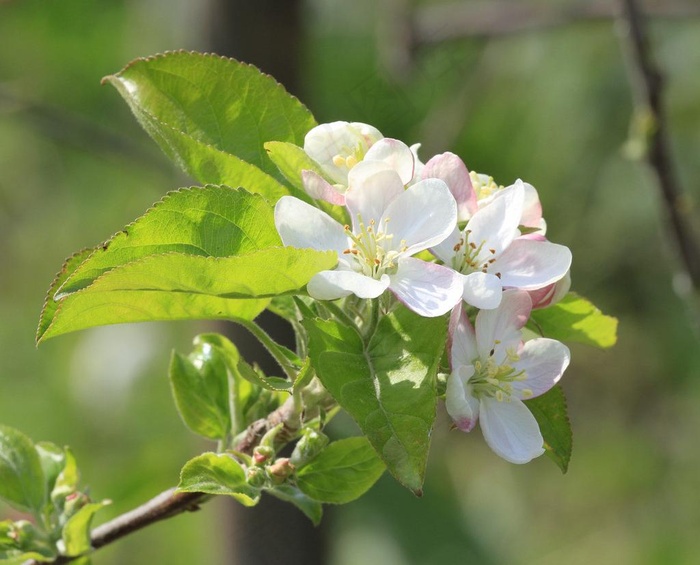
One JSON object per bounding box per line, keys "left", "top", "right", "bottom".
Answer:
{"left": 529, "top": 293, "right": 618, "bottom": 349}
{"left": 177, "top": 453, "right": 260, "bottom": 506}
{"left": 57, "top": 186, "right": 281, "bottom": 296}
{"left": 104, "top": 51, "right": 316, "bottom": 188}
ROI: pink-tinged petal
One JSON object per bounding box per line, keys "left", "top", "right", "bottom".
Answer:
{"left": 475, "top": 290, "right": 532, "bottom": 360}
{"left": 462, "top": 272, "right": 503, "bottom": 310}
{"left": 528, "top": 270, "right": 571, "bottom": 309}
{"left": 448, "top": 304, "right": 478, "bottom": 369}
{"left": 445, "top": 366, "right": 479, "bottom": 432}
{"left": 301, "top": 170, "right": 346, "bottom": 205}
{"left": 389, "top": 258, "right": 463, "bottom": 317}
{"left": 479, "top": 397, "right": 545, "bottom": 463}
{"left": 511, "top": 338, "right": 570, "bottom": 399}
{"left": 467, "top": 182, "right": 524, "bottom": 257}
{"left": 364, "top": 138, "right": 415, "bottom": 185}
{"left": 493, "top": 239, "right": 572, "bottom": 291}
{"left": 307, "top": 270, "right": 390, "bottom": 301}
{"left": 345, "top": 167, "right": 405, "bottom": 229}
{"left": 422, "top": 152, "right": 477, "bottom": 220}
{"left": 430, "top": 226, "right": 463, "bottom": 264}
{"left": 275, "top": 196, "right": 348, "bottom": 255}
{"left": 383, "top": 178, "right": 457, "bottom": 256}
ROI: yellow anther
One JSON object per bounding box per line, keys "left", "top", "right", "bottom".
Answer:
{"left": 332, "top": 155, "right": 346, "bottom": 168}
{"left": 522, "top": 389, "right": 534, "bottom": 398}
{"left": 345, "top": 155, "right": 358, "bottom": 168}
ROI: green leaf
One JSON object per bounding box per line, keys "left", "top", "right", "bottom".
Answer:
{"left": 104, "top": 51, "right": 316, "bottom": 186}
{"left": 36, "top": 249, "right": 93, "bottom": 343}
{"left": 304, "top": 306, "right": 447, "bottom": 494}
{"left": 61, "top": 501, "right": 110, "bottom": 557}
{"left": 177, "top": 453, "right": 260, "bottom": 506}
{"left": 59, "top": 248, "right": 337, "bottom": 299}
{"left": 529, "top": 293, "right": 618, "bottom": 349}
{"left": 264, "top": 141, "right": 326, "bottom": 197}
{"left": 0, "top": 426, "right": 46, "bottom": 515}
{"left": 296, "top": 437, "right": 385, "bottom": 504}
{"left": 35, "top": 442, "right": 65, "bottom": 500}
{"left": 37, "top": 290, "right": 269, "bottom": 343}
{"left": 524, "top": 385, "right": 572, "bottom": 473}
{"left": 169, "top": 350, "right": 230, "bottom": 441}
{"left": 57, "top": 186, "right": 281, "bottom": 296}
{"left": 266, "top": 485, "right": 323, "bottom": 526}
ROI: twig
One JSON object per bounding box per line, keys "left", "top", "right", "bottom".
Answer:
{"left": 617, "top": 0, "right": 700, "bottom": 327}
{"left": 30, "top": 396, "right": 301, "bottom": 565}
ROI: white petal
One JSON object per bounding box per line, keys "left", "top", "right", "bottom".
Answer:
{"left": 301, "top": 170, "right": 346, "bottom": 205}
{"left": 364, "top": 138, "right": 415, "bottom": 185}
{"left": 409, "top": 143, "right": 425, "bottom": 181}
{"left": 389, "top": 258, "right": 463, "bottom": 317}
{"left": 445, "top": 366, "right": 480, "bottom": 432}
{"left": 479, "top": 397, "right": 545, "bottom": 464}
{"left": 493, "top": 239, "right": 572, "bottom": 291}
{"left": 475, "top": 290, "right": 531, "bottom": 360}
{"left": 382, "top": 178, "right": 457, "bottom": 256}
{"left": 274, "top": 196, "right": 348, "bottom": 254}
{"left": 448, "top": 304, "right": 478, "bottom": 369}
{"left": 461, "top": 272, "right": 503, "bottom": 309}
{"left": 430, "top": 226, "right": 463, "bottom": 264}
{"left": 307, "top": 270, "right": 390, "bottom": 300}
{"left": 520, "top": 182, "right": 544, "bottom": 231}
{"left": 345, "top": 167, "right": 405, "bottom": 229}
{"left": 467, "top": 182, "right": 524, "bottom": 256}
{"left": 422, "top": 152, "right": 477, "bottom": 221}
{"left": 512, "top": 338, "right": 570, "bottom": 399}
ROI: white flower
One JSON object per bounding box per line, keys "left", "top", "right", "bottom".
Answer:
{"left": 302, "top": 121, "right": 415, "bottom": 205}
{"left": 445, "top": 291, "right": 570, "bottom": 463}
{"left": 275, "top": 168, "right": 464, "bottom": 317}
{"left": 431, "top": 181, "right": 572, "bottom": 310}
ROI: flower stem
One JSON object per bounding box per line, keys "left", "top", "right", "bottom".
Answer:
{"left": 235, "top": 318, "right": 298, "bottom": 381}
{"left": 363, "top": 298, "right": 380, "bottom": 340}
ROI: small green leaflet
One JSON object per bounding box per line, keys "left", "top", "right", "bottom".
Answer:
{"left": 267, "top": 485, "right": 323, "bottom": 526}
{"left": 178, "top": 453, "right": 260, "bottom": 507}
{"left": 296, "top": 437, "right": 385, "bottom": 504}
{"left": 0, "top": 425, "right": 46, "bottom": 515}
{"left": 61, "top": 501, "right": 111, "bottom": 557}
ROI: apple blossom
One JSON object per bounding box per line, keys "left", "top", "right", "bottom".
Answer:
{"left": 275, "top": 168, "right": 463, "bottom": 317}
{"left": 445, "top": 290, "right": 570, "bottom": 463}
{"left": 431, "top": 180, "right": 571, "bottom": 309}
{"left": 301, "top": 121, "right": 415, "bottom": 205}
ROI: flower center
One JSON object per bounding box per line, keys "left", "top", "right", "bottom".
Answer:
{"left": 343, "top": 215, "right": 407, "bottom": 279}
{"left": 469, "top": 171, "right": 503, "bottom": 201}
{"left": 331, "top": 143, "right": 366, "bottom": 172}
{"left": 450, "top": 230, "right": 501, "bottom": 278}
{"left": 469, "top": 345, "right": 530, "bottom": 401}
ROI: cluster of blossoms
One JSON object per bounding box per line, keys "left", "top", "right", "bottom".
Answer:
{"left": 275, "top": 121, "right": 572, "bottom": 464}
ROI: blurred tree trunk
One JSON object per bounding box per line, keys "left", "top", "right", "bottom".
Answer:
{"left": 205, "top": 2, "right": 328, "bottom": 564}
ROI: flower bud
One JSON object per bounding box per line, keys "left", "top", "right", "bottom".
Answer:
{"left": 266, "top": 458, "right": 295, "bottom": 485}
{"left": 246, "top": 465, "right": 268, "bottom": 488}
{"left": 529, "top": 270, "right": 571, "bottom": 309}
{"left": 290, "top": 428, "right": 329, "bottom": 467}
{"left": 253, "top": 445, "right": 275, "bottom": 466}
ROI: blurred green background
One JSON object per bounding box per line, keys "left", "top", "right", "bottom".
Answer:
{"left": 2, "top": 0, "right": 700, "bottom": 563}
